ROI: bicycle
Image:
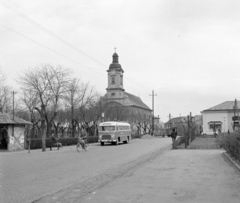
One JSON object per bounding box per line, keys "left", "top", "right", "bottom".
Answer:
{"left": 76, "top": 137, "right": 88, "bottom": 152}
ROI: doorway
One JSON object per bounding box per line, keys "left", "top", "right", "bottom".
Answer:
{"left": 0, "top": 125, "right": 8, "bottom": 150}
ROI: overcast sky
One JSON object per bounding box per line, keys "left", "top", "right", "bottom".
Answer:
{"left": 1, "top": 0, "right": 240, "bottom": 122}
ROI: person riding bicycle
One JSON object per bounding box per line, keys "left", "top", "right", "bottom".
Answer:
{"left": 78, "top": 129, "right": 88, "bottom": 149}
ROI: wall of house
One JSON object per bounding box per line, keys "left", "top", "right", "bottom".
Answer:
{"left": 202, "top": 111, "right": 232, "bottom": 133}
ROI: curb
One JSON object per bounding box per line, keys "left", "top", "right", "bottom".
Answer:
{"left": 223, "top": 152, "right": 240, "bottom": 171}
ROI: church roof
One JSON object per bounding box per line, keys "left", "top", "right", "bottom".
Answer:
{"left": 0, "top": 113, "right": 32, "bottom": 125}
{"left": 124, "top": 92, "right": 152, "bottom": 111}
{"left": 203, "top": 101, "right": 240, "bottom": 111}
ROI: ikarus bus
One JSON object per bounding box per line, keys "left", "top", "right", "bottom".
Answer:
{"left": 98, "top": 121, "right": 131, "bottom": 146}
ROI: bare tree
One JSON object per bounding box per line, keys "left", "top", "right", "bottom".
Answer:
{"left": 76, "top": 82, "right": 97, "bottom": 122}
{"left": 87, "top": 94, "right": 107, "bottom": 122}
{"left": 64, "top": 78, "right": 83, "bottom": 137}
{"left": 19, "top": 89, "right": 41, "bottom": 138}
{"left": 0, "top": 85, "right": 12, "bottom": 113}
{"left": 18, "top": 64, "right": 70, "bottom": 151}
{"left": 0, "top": 69, "right": 13, "bottom": 113}
{"left": 0, "top": 67, "right": 5, "bottom": 85}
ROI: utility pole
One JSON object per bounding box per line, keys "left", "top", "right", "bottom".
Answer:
{"left": 12, "top": 91, "right": 16, "bottom": 120}
{"left": 235, "top": 99, "right": 239, "bottom": 132}
{"left": 149, "top": 90, "right": 157, "bottom": 135}
{"left": 168, "top": 113, "right": 172, "bottom": 129}
{"left": 0, "top": 99, "right": 2, "bottom": 113}
{"left": 70, "top": 89, "right": 74, "bottom": 137}
{"left": 185, "top": 115, "right": 190, "bottom": 148}
{"left": 189, "top": 112, "right": 192, "bottom": 143}
{"left": 237, "top": 99, "right": 240, "bottom": 132}
{"left": 12, "top": 91, "right": 17, "bottom": 138}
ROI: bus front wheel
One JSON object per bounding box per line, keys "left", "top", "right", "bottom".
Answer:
{"left": 101, "top": 142, "right": 104, "bottom": 146}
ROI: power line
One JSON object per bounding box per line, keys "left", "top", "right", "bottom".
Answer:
{"left": 1, "top": 23, "right": 169, "bottom": 116}
{"left": 0, "top": 0, "right": 107, "bottom": 68}
{"left": 0, "top": 0, "right": 151, "bottom": 91}
{"left": 1, "top": 23, "right": 152, "bottom": 95}
{"left": 0, "top": 24, "right": 105, "bottom": 77}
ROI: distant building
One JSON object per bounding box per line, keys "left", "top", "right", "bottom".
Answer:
{"left": 164, "top": 115, "right": 202, "bottom": 136}
{"left": 104, "top": 52, "right": 152, "bottom": 125}
{"left": 201, "top": 100, "right": 240, "bottom": 133}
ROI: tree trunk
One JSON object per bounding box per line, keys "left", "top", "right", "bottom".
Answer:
{"left": 46, "top": 122, "right": 52, "bottom": 138}
{"left": 40, "top": 120, "right": 47, "bottom": 151}
{"left": 72, "top": 123, "right": 76, "bottom": 137}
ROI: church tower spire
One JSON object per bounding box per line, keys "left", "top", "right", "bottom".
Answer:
{"left": 106, "top": 51, "right": 125, "bottom": 100}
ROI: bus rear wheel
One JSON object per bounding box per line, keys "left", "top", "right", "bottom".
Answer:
{"left": 101, "top": 142, "right": 104, "bottom": 146}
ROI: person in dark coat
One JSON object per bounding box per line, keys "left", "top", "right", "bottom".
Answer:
{"left": 168, "top": 128, "right": 177, "bottom": 141}
{"left": 49, "top": 134, "right": 57, "bottom": 150}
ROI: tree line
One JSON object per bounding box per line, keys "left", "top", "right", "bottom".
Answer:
{"left": 1, "top": 65, "right": 162, "bottom": 151}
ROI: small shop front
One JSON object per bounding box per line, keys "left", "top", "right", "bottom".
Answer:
{"left": 208, "top": 121, "right": 222, "bottom": 132}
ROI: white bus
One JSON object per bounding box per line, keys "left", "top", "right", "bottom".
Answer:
{"left": 98, "top": 121, "right": 131, "bottom": 146}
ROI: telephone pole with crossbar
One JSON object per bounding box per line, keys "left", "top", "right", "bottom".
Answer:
{"left": 149, "top": 90, "right": 157, "bottom": 135}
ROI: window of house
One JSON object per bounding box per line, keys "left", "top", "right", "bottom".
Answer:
{"left": 111, "top": 93, "right": 115, "bottom": 96}
{"left": 111, "top": 76, "right": 115, "bottom": 84}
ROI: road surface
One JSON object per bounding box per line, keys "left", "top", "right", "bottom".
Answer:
{"left": 0, "top": 136, "right": 171, "bottom": 203}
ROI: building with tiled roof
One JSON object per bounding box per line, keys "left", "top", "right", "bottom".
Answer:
{"left": 104, "top": 52, "right": 152, "bottom": 125}
{"left": 201, "top": 100, "right": 240, "bottom": 133}
{"left": 164, "top": 115, "right": 202, "bottom": 136}
{"left": 0, "top": 113, "right": 32, "bottom": 125}
{"left": 0, "top": 113, "right": 32, "bottom": 151}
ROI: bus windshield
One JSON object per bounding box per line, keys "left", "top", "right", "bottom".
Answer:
{"left": 98, "top": 126, "right": 115, "bottom": 132}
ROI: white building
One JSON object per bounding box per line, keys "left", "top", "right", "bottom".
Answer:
{"left": 202, "top": 100, "right": 240, "bottom": 133}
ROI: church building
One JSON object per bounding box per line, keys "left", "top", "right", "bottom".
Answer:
{"left": 104, "top": 51, "right": 152, "bottom": 126}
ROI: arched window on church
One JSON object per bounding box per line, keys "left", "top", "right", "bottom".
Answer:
{"left": 111, "top": 76, "right": 115, "bottom": 84}
{"left": 120, "top": 76, "right": 123, "bottom": 85}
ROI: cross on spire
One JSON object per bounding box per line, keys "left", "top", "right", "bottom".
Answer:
{"left": 114, "top": 47, "right": 117, "bottom": 53}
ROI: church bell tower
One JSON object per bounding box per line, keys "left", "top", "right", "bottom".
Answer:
{"left": 106, "top": 51, "right": 125, "bottom": 101}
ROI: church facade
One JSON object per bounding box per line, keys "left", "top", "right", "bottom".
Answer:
{"left": 103, "top": 52, "right": 152, "bottom": 128}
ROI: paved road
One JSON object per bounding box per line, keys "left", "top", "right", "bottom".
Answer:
{"left": 80, "top": 149, "right": 240, "bottom": 203}
{"left": 0, "top": 137, "right": 171, "bottom": 203}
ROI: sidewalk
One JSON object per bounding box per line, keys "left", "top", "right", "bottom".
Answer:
{"left": 81, "top": 149, "right": 240, "bottom": 203}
